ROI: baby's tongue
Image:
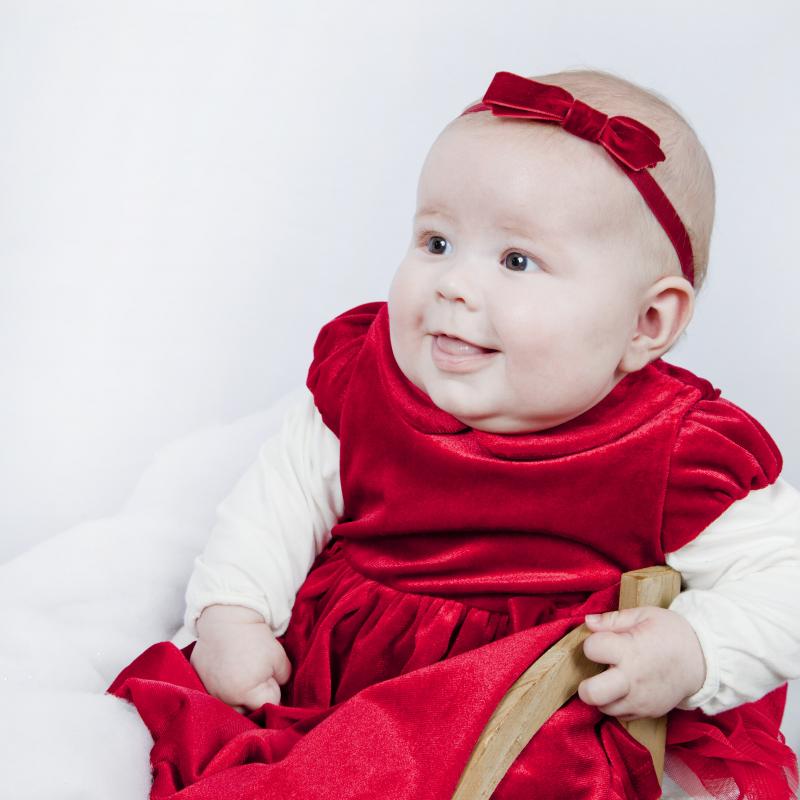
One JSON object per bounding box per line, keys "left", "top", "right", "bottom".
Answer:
{"left": 437, "top": 334, "right": 491, "bottom": 355}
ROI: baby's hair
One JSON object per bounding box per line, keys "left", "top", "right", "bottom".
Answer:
{"left": 456, "top": 68, "right": 716, "bottom": 294}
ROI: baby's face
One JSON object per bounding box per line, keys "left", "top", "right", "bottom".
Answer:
{"left": 388, "top": 118, "right": 654, "bottom": 434}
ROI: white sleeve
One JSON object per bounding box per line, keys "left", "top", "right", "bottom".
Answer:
{"left": 183, "top": 385, "right": 344, "bottom": 638}
{"left": 665, "top": 476, "right": 800, "bottom": 716}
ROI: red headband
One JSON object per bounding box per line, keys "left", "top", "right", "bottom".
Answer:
{"left": 459, "top": 71, "right": 694, "bottom": 285}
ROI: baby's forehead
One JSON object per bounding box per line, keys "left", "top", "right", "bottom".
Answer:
{"left": 419, "top": 118, "right": 640, "bottom": 241}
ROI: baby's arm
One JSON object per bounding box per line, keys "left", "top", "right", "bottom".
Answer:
{"left": 579, "top": 478, "right": 800, "bottom": 718}
{"left": 185, "top": 385, "right": 343, "bottom": 710}
{"left": 184, "top": 385, "right": 343, "bottom": 639}
{"left": 665, "top": 476, "right": 800, "bottom": 713}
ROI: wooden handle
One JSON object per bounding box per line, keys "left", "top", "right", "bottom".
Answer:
{"left": 617, "top": 565, "right": 682, "bottom": 783}
{"left": 451, "top": 565, "right": 682, "bottom": 800}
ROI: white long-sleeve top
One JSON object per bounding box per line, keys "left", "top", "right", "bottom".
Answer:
{"left": 184, "top": 385, "right": 800, "bottom": 717}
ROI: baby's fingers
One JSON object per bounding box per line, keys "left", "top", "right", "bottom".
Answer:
{"left": 239, "top": 677, "right": 282, "bottom": 711}
{"left": 585, "top": 608, "right": 645, "bottom": 631}
{"left": 577, "top": 666, "right": 629, "bottom": 709}
{"left": 271, "top": 645, "right": 293, "bottom": 686}
{"left": 583, "top": 630, "right": 628, "bottom": 666}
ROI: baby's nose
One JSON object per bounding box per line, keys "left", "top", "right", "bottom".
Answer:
{"left": 434, "top": 261, "right": 482, "bottom": 309}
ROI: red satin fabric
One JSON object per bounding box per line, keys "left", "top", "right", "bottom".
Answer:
{"left": 107, "top": 301, "right": 798, "bottom": 799}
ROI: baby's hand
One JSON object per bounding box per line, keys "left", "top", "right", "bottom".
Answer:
{"left": 578, "top": 606, "right": 706, "bottom": 721}
{"left": 190, "top": 604, "right": 292, "bottom": 714}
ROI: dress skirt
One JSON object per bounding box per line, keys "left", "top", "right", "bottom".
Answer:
{"left": 107, "top": 538, "right": 797, "bottom": 800}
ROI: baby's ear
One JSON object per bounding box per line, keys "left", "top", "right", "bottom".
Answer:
{"left": 618, "top": 277, "right": 695, "bottom": 373}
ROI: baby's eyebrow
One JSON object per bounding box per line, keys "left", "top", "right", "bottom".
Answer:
{"left": 497, "top": 221, "right": 538, "bottom": 239}
{"left": 413, "top": 207, "right": 455, "bottom": 222}
{"left": 414, "top": 209, "right": 538, "bottom": 236}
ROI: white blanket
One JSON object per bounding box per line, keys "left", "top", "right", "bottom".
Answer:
{"left": 1, "top": 385, "right": 796, "bottom": 798}
{"left": 0, "top": 387, "right": 302, "bottom": 799}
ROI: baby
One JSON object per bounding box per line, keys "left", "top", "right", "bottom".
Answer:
{"left": 109, "top": 69, "right": 800, "bottom": 800}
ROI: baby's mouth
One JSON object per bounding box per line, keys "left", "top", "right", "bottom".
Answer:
{"left": 430, "top": 333, "right": 499, "bottom": 373}
{"left": 434, "top": 334, "right": 498, "bottom": 356}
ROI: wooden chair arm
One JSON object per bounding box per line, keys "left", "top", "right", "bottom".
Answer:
{"left": 451, "top": 565, "right": 682, "bottom": 800}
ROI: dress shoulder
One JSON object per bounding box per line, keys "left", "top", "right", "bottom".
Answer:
{"left": 660, "top": 387, "right": 783, "bottom": 553}
{"left": 305, "top": 301, "right": 385, "bottom": 437}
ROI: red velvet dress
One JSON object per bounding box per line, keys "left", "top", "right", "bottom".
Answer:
{"left": 108, "top": 301, "right": 799, "bottom": 799}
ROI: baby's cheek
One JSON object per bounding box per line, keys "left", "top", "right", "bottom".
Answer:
{"left": 503, "top": 349, "right": 564, "bottom": 408}
{"left": 387, "top": 315, "right": 428, "bottom": 392}
{"left": 502, "top": 321, "right": 566, "bottom": 377}
{"left": 587, "top": 289, "right": 635, "bottom": 345}
{"left": 555, "top": 308, "right": 626, "bottom": 379}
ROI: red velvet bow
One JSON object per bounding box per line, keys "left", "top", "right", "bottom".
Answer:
{"left": 467, "top": 71, "right": 665, "bottom": 172}
{"left": 461, "top": 71, "right": 695, "bottom": 285}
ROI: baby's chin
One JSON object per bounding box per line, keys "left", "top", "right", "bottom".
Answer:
{"left": 422, "top": 382, "right": 518, "bottom": 431}
{"left": 424, "top": 378, "right": 593, "bottom": 433}
{"left": 462, "top": 413, "right": 555, "bottom": 435}
{"left": 397, "top": 346, "right": 559, "bottom": 432}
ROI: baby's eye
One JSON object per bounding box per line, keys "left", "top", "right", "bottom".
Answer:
{"left": 421, "top": 233, "right": 452, "bottom": 256}
{"left": 503, "top": 251, "right": 541, "bottom": 273}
